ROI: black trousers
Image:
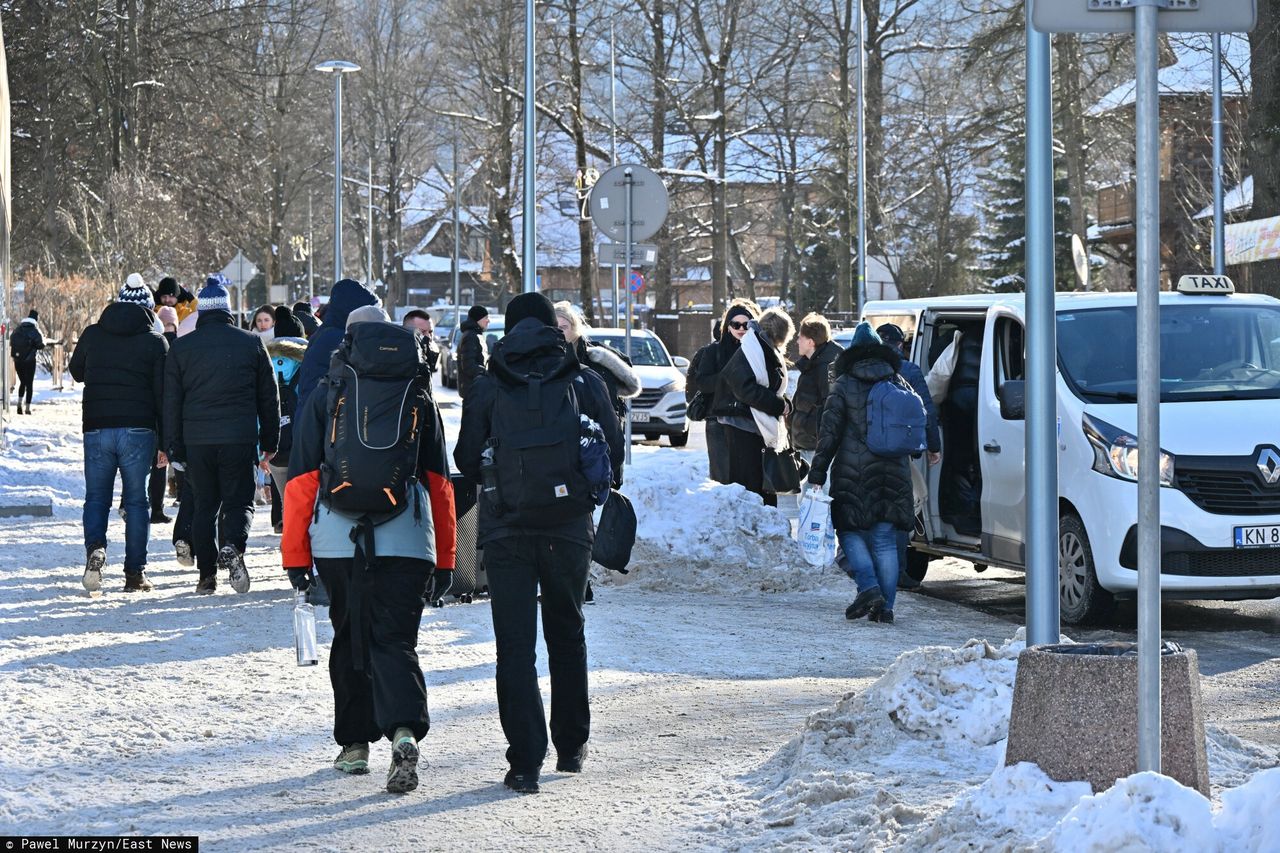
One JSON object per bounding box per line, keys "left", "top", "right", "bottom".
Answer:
{"left": 315, "top": 556, "right": 431, "bottom": 745}
{"left": 15, "top": 360, "right": 35, "bottom": 408}
{"left": 484, "top": 534, "right": 591, "bottom": 773}
{"left": 706, "top": 419, "right": 730, "bottom": 484}
{"left": 172, "top": 473, "right": 199, "bottom": 547}
{"left": 185, "top": 443, "right": 257, "bottom": 578}
{"left": 722, "top": 425, "right": 777, "bottom": 508}
{"left": 148, "top": 462, "right": 167, "bottom": 518}
{"left": 269, "top": 476, "right": 282, "bottom": 528}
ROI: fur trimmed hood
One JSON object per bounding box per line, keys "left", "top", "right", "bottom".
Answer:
{"left": 583, "top": 341, "right": 642, "bottom": 399}
{"left": 267, "top": 336, "right": 308, "bottom": 363}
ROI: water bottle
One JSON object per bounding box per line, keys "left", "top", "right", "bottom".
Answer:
{"left": 293, "top": 591, "right": 319, "bottom": 667}
{"left": 479, "top": 440, "right": 501, "bottom": 504}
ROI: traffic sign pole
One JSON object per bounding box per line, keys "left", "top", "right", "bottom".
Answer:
{"left": 624, "top": 167, "right": 634, "bottom": 465}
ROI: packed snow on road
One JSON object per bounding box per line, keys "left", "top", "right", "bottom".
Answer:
{"left": 1, "top": 389, "right": 1278, "bottom": 850}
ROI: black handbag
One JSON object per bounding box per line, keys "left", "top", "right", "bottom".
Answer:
{"left": 762, "top": 447, "right": 810, "bottom": 495}
{"left": 591, "top": 490, "right": 636, "bottom": 573}
{"left": 687, "top": 391, "right": 709, "bottom": 422}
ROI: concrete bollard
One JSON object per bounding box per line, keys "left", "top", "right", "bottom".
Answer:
{"left": 1005, "top": 642, "right": 1210, "bottom": 795}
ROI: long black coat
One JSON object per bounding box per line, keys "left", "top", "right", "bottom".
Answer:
{"left": 709, "top": 331, "right": 786, "bottom": 421}
{"left": 456, "top": 319, "right": 488, "bottom": 399}
{"left": 68, "top": 302, "right": 168, "bottom": 433}
{"left": 788, "top": 340, "right": 843, "bottom": 451}
{"left": 808, "top": 343, "right": 914, "bottom": 532}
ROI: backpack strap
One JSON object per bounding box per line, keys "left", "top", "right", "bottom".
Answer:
{"left": 346, "top": 515, "right": 379, "bottom": 672}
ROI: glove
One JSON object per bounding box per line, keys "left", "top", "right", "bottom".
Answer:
{"left": 287, "top": 568, "right": 313, "bottom": 591}
{"left": 807, "top": 470, "right": 826, "bottom": 488}
{"left": 429, "top": 569, "right": 453, "bottom": 605}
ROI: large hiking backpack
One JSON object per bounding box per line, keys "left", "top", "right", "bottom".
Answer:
{"left": 320, "top": 323, "right": 431, "bottom": 523}
{"left": 486, "top": 371, "right": 605, "bottom": 527}
{"left": 865, "top": 377, "right": 928, "bottom": 458}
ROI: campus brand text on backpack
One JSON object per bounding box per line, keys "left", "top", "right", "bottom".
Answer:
{"left": 865, "top": 377, "right": 928, "bottom": 457}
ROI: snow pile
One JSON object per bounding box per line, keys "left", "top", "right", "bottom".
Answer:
{"left": 0, "top": 389, "right": 86, "bottom": 513}
{"left": 608, "top": 444, "right": 836, "bottom": 594}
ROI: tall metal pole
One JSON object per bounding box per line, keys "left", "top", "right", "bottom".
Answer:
{"left": 367, "top": 158, "right": 374, "bottom": 290}
{"left": 624, "top": 168, "right": 634, "bottom": 464}
{"left": 1024, "top": 5, "right": 1060, "bottom": 648}
{"left": 1212, "top": 33, "right": 1226, "bottom": 276}
{"left": 333, "top": 73, "right": 344, "bottom": 281}
{"left": 522, "top": 0, "right": 537, "bottom": 294}
{"left": 454, "top": 137, "right": 462, "bottom": 315}
{"left": 854, "top": 0, "right": 867, "bottom": 317}
{"left": 307, "top": 193, "right": 315, "bottom": 303}
{"left": 1134, "top": 2, "right": 1163, "bottom": 775}
{"left": 611, "top": 25, "right": 621, "bottom": 326}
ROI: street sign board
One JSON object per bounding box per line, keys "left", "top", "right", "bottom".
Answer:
{"left": 1031, "top": 0, "right": 1255, "bottom": 33}
{"left": 599, "top": 242, "right": 657, "bottom": 267}
{"left": 588, "top": 164, "right": 669, "bottom": 243}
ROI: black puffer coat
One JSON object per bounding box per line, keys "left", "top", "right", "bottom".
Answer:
{"left": 808, "top": 343, "right": 914, "bottom": 532}
{"left": 709, "top": 330, "right": 786, "bottom": 420}
{"left": 68, "top": 302, "right": 168, "bottom": 433}
{"left": 456, "top": 319, "right": 488, "bottom": 399}
{"left": 788, "top": 340, "right": 843, "bottom": 451}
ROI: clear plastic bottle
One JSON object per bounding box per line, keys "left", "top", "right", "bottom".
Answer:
{"left": 294, "top": 591, "right": 319, "bottom": 666}
{"left": 480, "top": 440, "right": 501, "bottom": 504}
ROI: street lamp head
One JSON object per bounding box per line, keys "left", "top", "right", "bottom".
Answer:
{"left": 315, "top": 60, "right": 361, "bottom": 74}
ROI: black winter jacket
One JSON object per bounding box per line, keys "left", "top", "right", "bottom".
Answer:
{"left": 163, "top": 312, "right": 280, "bottom": 455}
{"left": 710, "top": 330, "right": 786, "bottom": 421}
{"left": 808, "top": 343, "right": 915, "bottom": 532}
{"left": 9, "top": 319, "right": 44, "bottom": 364}
{"left": 456, "top": 319, "right": 488, "bottom": 399}
{"left": 788, "top": 340, "right": 843, "bottom": 451}
{"left": 454, "top": 319, "right": 624, "bottom": 547}
{"left": 68, "top": 302, "right": 168, "bottom": 433}
{"left": 295, "top": 279, "right": 380, "bottom": 412}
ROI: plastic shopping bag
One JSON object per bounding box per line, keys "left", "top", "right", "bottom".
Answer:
{"left": 797, "top": 489, "right": 837, "bottom": 567}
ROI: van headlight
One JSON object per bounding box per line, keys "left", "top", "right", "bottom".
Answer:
{"left": 1083, "top": 415, "right": 1175, "bottom": 487}
{"left": 658, "top": 378, "right": 685, "bottom": 394}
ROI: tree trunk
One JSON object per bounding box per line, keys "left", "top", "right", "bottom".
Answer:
{"left": 1248, "top": 0, "right": 1280, "bottom": 295}
{"left": 567, "top": 0, "right": 596, "bottom": 324}
{"left": 834, "top": 0, "right": 853, "bottom": 314}
{"left": 1056, "top": 33, "right": 1089, "bottom": 289}
{"left": 649, "top": 0, "right": 673, "bottom": 314}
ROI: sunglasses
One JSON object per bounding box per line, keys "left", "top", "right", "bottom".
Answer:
{"left": 728, "top": 320, "right": 750, "bottom": 330}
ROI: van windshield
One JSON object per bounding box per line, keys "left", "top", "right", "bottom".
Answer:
{"left": 590, "top": 334, "right": 670, "bottom": 367}
{"left": 1057, "top": 303, "right": 1280, "bottom": 402}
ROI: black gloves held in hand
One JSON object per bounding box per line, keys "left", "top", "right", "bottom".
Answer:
{"left": 287, "top": 568, "right": 313, "bottom": 591}
{"left": 428, "top": 568, "right": 454, "bottom": 606}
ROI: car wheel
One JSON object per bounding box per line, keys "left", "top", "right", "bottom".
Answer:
{"left": 905, "top": 547, "right": 930, "bottom": 582}
{"left": 1059, "top": 512, "right": 1114, "bottom": 625}
{"left": 643, "top": 433, "right": 659, "bottom": 442}
{"left": 669, "top": 429, "right": 689, "bottom": 447}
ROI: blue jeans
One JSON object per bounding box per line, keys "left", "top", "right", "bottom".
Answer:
{"left": 84, "top": 427, "right": 156, "bottom": 573}
{"left": 837, "top": 523, "right": 900, "bottom": 611}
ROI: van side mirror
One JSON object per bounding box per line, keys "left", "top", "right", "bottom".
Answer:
{"left": 999, "top": 380, "right": 1026, "bottom": 420}
{"left": 672, "top": 355, "right": 690, "bottom": 372}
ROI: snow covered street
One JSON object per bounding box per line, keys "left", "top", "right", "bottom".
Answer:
{"left": 2, "top": 388, "right": 1279, "bottom": 850}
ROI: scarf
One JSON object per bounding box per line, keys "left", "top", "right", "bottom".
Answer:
{"left": 741, "top": 322, "right": 788, "bottom": 451}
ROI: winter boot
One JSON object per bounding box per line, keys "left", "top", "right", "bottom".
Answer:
{"left": 195, "top": 576, "right": 216, "bottom": 595}
{"left": 82, "top": 547, "right": 106, "bottom": 592}
{"left": 503, "top": 768, "right": 540, "bottom": 794}
{"left": 123, "top": 572, "right": 154, "bottom": 592}
{"left": 844, "top": 588, "right": 885, "bottom": 621}
{"left": 333, "top": 743, "right": 370, "bottom": 775}
{"left": 870, "top": 607, "right": 895, "bottom": 624}
{"left": 174, "top": 540, "right": 194, "bottom": 567}
{"left": 556, "top": 744, "right": 588, "bottom": 774}
{"left": 218, "top": 545, "right": 251, "bottom": 594}
{"left": 386, "top": 728, "right": 420, "bottom": 793}
{"left": 150, "top": 512, "right": 172, "bottom": 524}
{"left": 585, "top": 581, "right": 595, "bottom": 604}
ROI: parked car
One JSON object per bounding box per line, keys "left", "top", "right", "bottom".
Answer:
{"left": 865, "top": 279, "right": 1280, "bottom": 624}
{"left": 587, "top": 328, "right": 690, "bottom": 446}
{"left": 440, "top": 316, "right": 504, "bottom": 389}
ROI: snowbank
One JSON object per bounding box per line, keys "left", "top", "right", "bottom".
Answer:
{"left": 0, "top": 389, "right": 86, "bottom": 513}
{"left": 605, "top": 445, "right": 840, "bottom": 594}
{"left": 719, "top": 633, "right": 1280, "bottom": 851}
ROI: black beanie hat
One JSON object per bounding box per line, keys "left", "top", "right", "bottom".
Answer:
{"left": 28, "top": 309, "right": 38, "bottom": 320}
{"left": 293, "top": 301, "right": 314, "bottom": 315}
{"left": 273, "top": 305, "right": 305, "bottom": 339}
{"left": 504, "top": 292, "right": 556, "bottom": 329}
{"left": 467, "top": 304, "right": 490, "bottom": 323}
{"left": 156, "top": 277, "right": 179, "bottom": 299}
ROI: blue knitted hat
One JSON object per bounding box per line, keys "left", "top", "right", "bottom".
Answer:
{"left": 198, "top": 275, "right": 232, "bottom": 314}
{"left": 849, "top": 321, "right": 881, "bottom": 348}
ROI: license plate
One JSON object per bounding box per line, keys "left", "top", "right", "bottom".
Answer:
{"left": 1233, "top": 524, "right": 1280, "bottom": 548}
{"left": 630, "top": 411, "right": 651, "bottom": 423}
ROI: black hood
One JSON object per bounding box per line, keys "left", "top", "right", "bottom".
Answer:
{"left": 488, "top": 318, "right": 578, "bottom": 385}
{"left": 98, "top": 302, "right": 155, "bottom": 337}
{"left": 460, "top": 318, "right": 483, "bottom": 333}
{"left": 835, "top": 342, "right": 901, "bottom": 382}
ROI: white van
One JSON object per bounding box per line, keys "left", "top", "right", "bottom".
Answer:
{"left": 864, "top": 281, "right": 1280, "bottom": 624}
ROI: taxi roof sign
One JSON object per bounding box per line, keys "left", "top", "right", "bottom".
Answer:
{"left": 1176, "top": 274, "right": 1235, "bottom": 295}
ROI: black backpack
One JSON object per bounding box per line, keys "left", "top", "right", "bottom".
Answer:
{"left": 486, "top": 370, "right": 597, "bottom": 527}
{"left": 320, "top": 323, "right": 431, "bottom": 524}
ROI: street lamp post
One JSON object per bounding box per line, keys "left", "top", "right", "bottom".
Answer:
{"left": 315, "top": 60, "right": 361, "bottom": 283}
{"left": 522, "top": 0, "right": 536, "bottom": 294}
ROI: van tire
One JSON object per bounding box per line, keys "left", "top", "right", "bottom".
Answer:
{"left": 669, "top": 429, "right": 690, "bottom": 447}
{"left": 1059, "top": 513, "right": 1114, "bottom": 625}
{"left": 905, "top": 547, "right": 930, "bottom": 582}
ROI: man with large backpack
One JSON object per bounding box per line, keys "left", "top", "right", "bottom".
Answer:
{"left": 454, "top": 291, "right": 623, "bottom": 794}
{"left": 282, "top": 306, "right": 456, "bottom": 795}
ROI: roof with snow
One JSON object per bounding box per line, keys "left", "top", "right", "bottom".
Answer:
{"left": 1091, "top": 33, "right": 1250, "bottom": 115}
{"left": 1194, "top": 175, "right": 1251, "bottom": 220}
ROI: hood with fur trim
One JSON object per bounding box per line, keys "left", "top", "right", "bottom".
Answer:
{"left": 267, "top": 337, "right": 308, "bottom": 364}
{"left": 583, "top": 341, "right": 642, "bottom": 399}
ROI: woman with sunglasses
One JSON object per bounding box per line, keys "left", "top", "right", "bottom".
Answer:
{"left": 690, "top": 300, "right": 760, "bottom": 484}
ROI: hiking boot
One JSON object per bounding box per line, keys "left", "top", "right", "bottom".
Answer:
{"left": 556, "top": 744, "right": 588, "bottom": 773}
{"left": 898, "top": 574, "right": 921, "bottom": 590}
{"left": 150, "top": 512, "right": 172, "bottom": 524}
{"left": 219, "top": 545, "right": 250, "bottom": 594}
{"left": 386, "top": 728, "right": 419, "bottom": 793}
{"left": 82, "top": 547, "right": 106, "bottom": 592}
{"left": 273, "top": 521, "right": 284, "bottom": 535}
{"left": 195, "top": 576, "right": 216, "bottom": 595}
{"left": 333, "top": 743, "right": 370, "bottom": 775}
{"left": 503, "top": 768, "right": 540, "bottom": 794}
{"left": 844, "top": 588, "right": 885, "bottom": 621}
{"left": 871, "top": 608, "right": 895, "bottom": 625}
{"left": 585, "top": 582, "right": 595, "bottom": 604}
{"left": 175, "top": 540, "right": 194, "bottom": 567}
{"left": 123, "top": 572, "right": 154, "bottom": 592}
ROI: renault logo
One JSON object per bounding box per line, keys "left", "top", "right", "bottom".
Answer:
{"left": 1258, "top": 448, "right": 1280, "bottom": 485}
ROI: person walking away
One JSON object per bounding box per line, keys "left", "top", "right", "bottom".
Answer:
{"left": 789, "top": 313, "right": 844, "bottom": 464}
{"left": 68, "top": 287, "right": 168, "bottom": 592}
{"left": 264, "top": 305, "right": 307, "bottom": 532}
{"left": 876, "top": 323, "right": 941, "bottom": 590}
{"left": 272, "top": 305, "right": 305, "bottom": 341}
{"left": 251, "top": 305, "right": 276, "bottom": 341}
{"left": 282, "top": 310, "right": 456, "bottom": 794}
{"left": 402, "top": 309, "right": 441, "bottom": 376}
{"left": 807, "top": 323, "right": 918, "bottom": 625}
{"left": 9, "top": 310, "right": 46, "bottom": 415}
{"left": 266, "top": 334, "right": 306, "bottom": 537}
{"left": 710, "top": 307, "right": 793, "bottom": 507}
{"left": 163, "top": 275, "right": 280, "bottom": 594}
{"left": 691, "top": 300, "right": 759, "bottom": 483}
{"left": 294, "top": 279, "right": 380, "bottom": 412}
{"left": 456, "top": 305, "right": 490, "bottom": 399}
{"left": 292, "top": 301, "right": 319, "bottom": 337}
{"left": 455, "top": 292, "right": 623, "bottom": 794}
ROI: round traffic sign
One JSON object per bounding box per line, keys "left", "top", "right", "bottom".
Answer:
{"left": 628, "top": 271, "right": 645, "bottom": 294}
{"left": 588, "top": 164, "right": 670, "bottom": 243}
